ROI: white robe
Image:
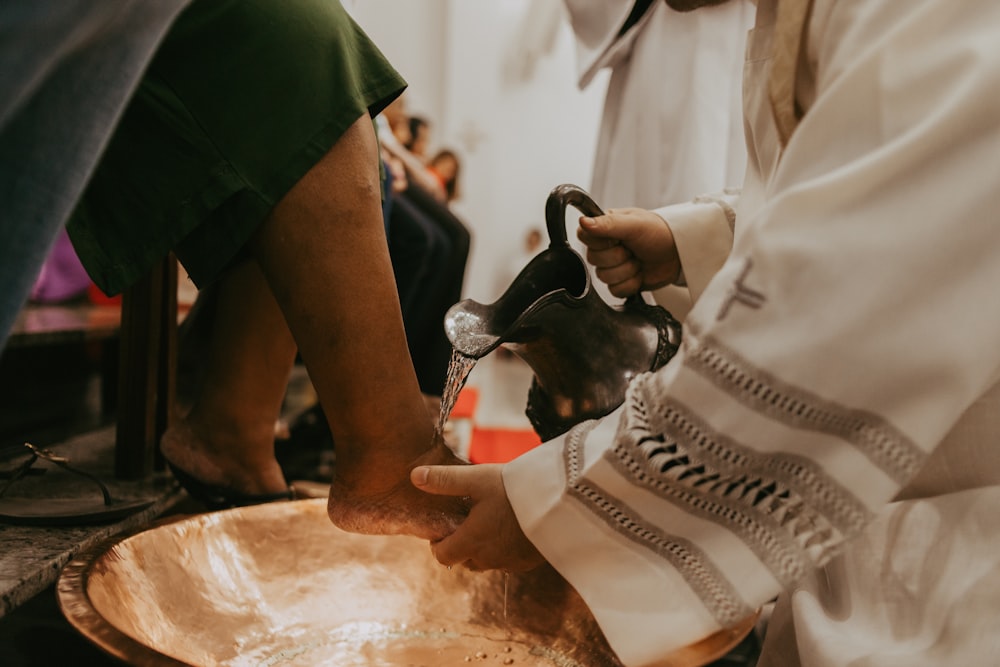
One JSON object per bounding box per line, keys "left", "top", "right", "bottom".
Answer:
{"left": 563, "top": 0, "right": 755, "bottom": 211}
{"left": 503, "top": 0, "right": 1000, "bottom": 665}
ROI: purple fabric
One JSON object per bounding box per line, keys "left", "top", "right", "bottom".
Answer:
{"left": 29, "top": 227, "right": 91, "bottom": 302}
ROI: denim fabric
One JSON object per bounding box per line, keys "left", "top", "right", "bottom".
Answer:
{"left": 0, "top": 0, "right": 188, "bottom": 350}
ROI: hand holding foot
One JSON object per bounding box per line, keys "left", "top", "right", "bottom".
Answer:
{"left": 327, "top": 440, "right": 470, "bottom": 541}
{"left": 411, "top": 462, "right": 545, "bottom": 572}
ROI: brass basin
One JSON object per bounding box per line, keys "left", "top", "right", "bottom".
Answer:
{"left": 58, "top": 499, "right": 753, "bottom": 666}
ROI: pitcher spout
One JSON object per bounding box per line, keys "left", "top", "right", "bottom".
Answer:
{"left": 444, "top": 243, "right": 590, "bottom": 359}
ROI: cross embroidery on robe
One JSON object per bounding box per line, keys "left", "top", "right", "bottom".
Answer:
{"left": 717, "top": 258, "right": 765, "bottom": 320}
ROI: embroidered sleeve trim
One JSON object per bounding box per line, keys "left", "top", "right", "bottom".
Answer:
{"left": 682, "top": 327, "right": 927, "bottom": 485}
{"left": 607, "top": 383, "right": 871, "bottom": 587}
{"left": 563, "top": 421, "right": 755, "bottom": 627}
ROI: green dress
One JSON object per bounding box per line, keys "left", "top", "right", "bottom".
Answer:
{"left": 67, "top": 0, "right": 406, "bottom": 295}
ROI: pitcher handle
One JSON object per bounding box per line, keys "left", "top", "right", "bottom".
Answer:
{"left": 545, "top": 183, "right": 604, "bottom": 248}
{"left": 545, "top": 183, "right": 644, "bottom": 308}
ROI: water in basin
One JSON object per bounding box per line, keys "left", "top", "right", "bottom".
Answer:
{"left": 58, "top": 499, "right": 621, "bottom": 666}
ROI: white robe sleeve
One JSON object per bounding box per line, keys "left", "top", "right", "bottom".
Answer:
{"left": 503, "top": 0, "right": 1000, "bottom": 664}
{"left": 649, "top": 189, "right": 740, "bottom": 318}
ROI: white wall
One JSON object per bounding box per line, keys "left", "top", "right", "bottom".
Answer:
{"left": 349, "top": 0, "right": 608, "bottom": 303}
{"left": 345, "top": 0, "right": 449, "bottom": 124}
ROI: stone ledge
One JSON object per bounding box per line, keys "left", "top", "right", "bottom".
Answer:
{"left": 0, "top": 426, "right": 184, "bottom": 618}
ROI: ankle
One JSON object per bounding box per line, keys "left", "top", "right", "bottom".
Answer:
{"left": 181, "top": 410, "right": 276, "bottom": 461}
{"left": 162, "top": 417, "right": 286, "bottom": 491}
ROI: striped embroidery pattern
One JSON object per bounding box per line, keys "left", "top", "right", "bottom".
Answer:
{"left": 609, "top": 380, "right": 871, "bottom": 584}
{"left": 683, "top": 329, "right": 926, "bottom": 484}
{"left": 563, "top": 422, "right": 753, "bottom": 627}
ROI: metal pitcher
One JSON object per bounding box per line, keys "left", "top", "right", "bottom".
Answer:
{"left": 444, "top": 184, "right": 681, "bottom": 441}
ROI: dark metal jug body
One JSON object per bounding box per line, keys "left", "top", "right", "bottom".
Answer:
{"left": 444, "top": 184, "right": 681, "bottom": 440}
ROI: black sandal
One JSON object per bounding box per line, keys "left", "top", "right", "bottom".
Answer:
{"left": 165, "top": 459, "right": 293, "bottom": 511}
{"left": 0, "top": 443, "right": 155, "bottom": 526}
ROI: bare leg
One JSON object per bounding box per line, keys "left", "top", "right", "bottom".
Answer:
{"left": 160, "top": 260, "right": 297, "bottom": 497}
{"left": 247, "top": 115, "right": 466, "bottom": 540}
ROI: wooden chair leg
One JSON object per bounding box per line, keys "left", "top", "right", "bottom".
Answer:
{"left": 155, "top": 258, "right": 177, "bottom": 472}
{"left": 115, "top": 256, "right": 177, "bottom": 480}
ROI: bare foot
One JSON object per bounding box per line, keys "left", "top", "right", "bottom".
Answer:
{"left": 161, "top": 418, "right": 289, "bottom": 497}
{"left": 327, "top": 441, "right": 469, "bottom": 541}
